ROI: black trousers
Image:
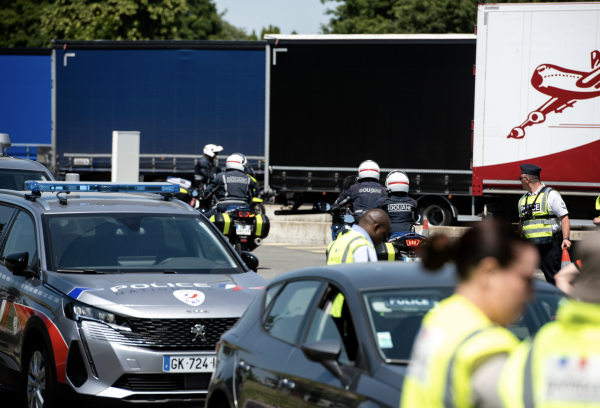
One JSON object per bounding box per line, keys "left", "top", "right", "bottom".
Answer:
{"left": 536, "top": 241, "right": 562, "bottom": 285}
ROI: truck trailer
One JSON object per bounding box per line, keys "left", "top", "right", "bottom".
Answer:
{"left": 51, "top": 40, "right": 267, "bottom": 181}
{"left": 265, "top": 29, "right": 599, "bottom": 226}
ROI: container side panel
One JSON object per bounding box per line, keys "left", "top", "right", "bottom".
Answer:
{"left": 56, "top": 49, "right": 265, "bottom": 156}
{"left": 0, "top": 55, "right": 52, "bottom": 159}
{"left": 269, "top": 43, "right": 476, "bottom": 170}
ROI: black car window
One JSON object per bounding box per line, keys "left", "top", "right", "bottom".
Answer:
{"left": 305, "top": 285, "right": 360, "bottom": 366}
{"left": 264, "top": 283, "right": 283, "bottom": 311}
{"left": 263, "top": 280, "right": 321, "bottom": 344}
{"left": 0, "top": 204, "right": 16, "bottom": 238}
{"left": 363, "top": 288, "right": 564, "bottom": 362}
{"left": 2, "top": 211, "right": 37, "bottom": 269}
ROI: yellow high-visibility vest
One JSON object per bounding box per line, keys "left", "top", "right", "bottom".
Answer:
{"left": 499, "top": 300, "right": 600, "bottom": 408}
{"left": 326, "top": 230, "right": 374, "bottom": 265}
{"left": 401, "top": 294, "right": 519, "bottom": 408}
{"left": 518, "top": 187, "right": 559, "bottom": 244}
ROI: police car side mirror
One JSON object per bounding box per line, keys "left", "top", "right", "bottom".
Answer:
{"left": 4, "top": 252, "right": 37, "bottom": 279}
{"left": 317, "top": 202, "right": 331, "bottom": 212}
{"left": 241, "top": 251, "right": 259, "bottom": 272}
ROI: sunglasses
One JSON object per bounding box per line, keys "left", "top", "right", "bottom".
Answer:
{"left": 519, "top": 176, "right": 529, "bottom": 181}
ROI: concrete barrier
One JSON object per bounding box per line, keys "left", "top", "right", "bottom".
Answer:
{"left": 265, "top": 206, "right": 333, "bottom": 245}
{"left": 264, "top": 205, "right": 597, "bottom": 245}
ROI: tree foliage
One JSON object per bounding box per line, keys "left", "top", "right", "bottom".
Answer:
{"left": 0, "top": 0, "right": 255, "bottom": 47}
{"left": 321, "top": 0, "right": 589, "bottom": 34}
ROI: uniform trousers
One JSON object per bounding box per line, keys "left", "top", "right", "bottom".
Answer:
{"left": 536, "top": 239, "right": 562, "bottom": 285}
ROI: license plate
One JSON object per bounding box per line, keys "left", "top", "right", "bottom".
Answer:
{"left": 163, "top": 356, "right": 216, "bottom": 373}
{"left": 236, "top": 225, "right": 252, "bottom": 236}
{"left": 402, "top": 257, "right": 422, "bottom": 262}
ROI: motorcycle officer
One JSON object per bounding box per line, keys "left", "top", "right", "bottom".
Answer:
{"left": 203, "top": 153, "right": 256, "bottom": 218}
{"left": 234, "top": 153, "right": 259, "bottom": 197}
{"left": 375, "top": 171, "right": 419, "bottom": 238}
{"left": 332, "top": 160, "right": 387, "bottom": 219}
{"left": 195, "top": 144, "right": 223, "bottom": 189}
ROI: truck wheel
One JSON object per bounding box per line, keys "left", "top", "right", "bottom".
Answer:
{"left": 421, "top": 202, "right": 453, "bottom": 226}
{"left": 23, "top": 340, "right": 58, "bottom": 408}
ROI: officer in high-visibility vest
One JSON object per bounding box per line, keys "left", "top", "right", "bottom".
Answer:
{"left": 326, "top": 208, "right": 391, "bottom": 264}
{"left": 593, "top": 194, "right": 600, "bottom": 227}
{"left": 498, "top": 233, "right": 600, "bottom": 408}
{"left": 518, "top": 164, "right": 571, "bottom": 285}
{"left": 401, "top": 222, "right": 539, "bottom": 408}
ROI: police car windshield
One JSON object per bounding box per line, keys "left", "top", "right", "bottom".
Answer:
{"left": 363, "top": 288, "right": 563, "bottom": 363}
{"left": 0, "top": 169, "right": 50, "bottom": 191}
{"left": 43, "top": 213, "right": 242, "bottom": 274}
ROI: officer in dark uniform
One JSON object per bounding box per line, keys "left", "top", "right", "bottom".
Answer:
{"left": 203, "top": 153, "right": 256, "bottom": 218}
{"left": 375, "top": 170, "right": 418, "bottom": 238}
{"left": 195, "top": 144, "right": 223, "bottom": 189}
{"left": 518, "top": 163, "right": 571, "bottom": 284}
{"left": 332, "top": 160, "right": 387, "bottom": 218}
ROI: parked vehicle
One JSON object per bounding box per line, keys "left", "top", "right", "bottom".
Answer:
{"left": 206, "top": 263, "right": 563, "bottom": 408}
{"left": 263, "top": 31, "right": 600, "bottom": 226}
{"left": 49, "top": 40, "right": 266, "bottom": 182}
{"left": 377, "top": 231, "right": 429, "bottom": 262}
{"left": 208, "top": 204, "right": 270, "bottom": 254}
{"left": 317, "top": 202, "right": 356, "bottom": 240}
{"left": 0, "top": 180, "right": 265, "bottom": 407}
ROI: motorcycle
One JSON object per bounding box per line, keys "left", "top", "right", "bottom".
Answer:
{"left": 317, "top": 202, "right": 356, "bottom": 240}
{"left": 377, "top": 216, "right": 428, "bottom": 262}
{"left": 205, "top": 202, "right": 270, "bottom": 255}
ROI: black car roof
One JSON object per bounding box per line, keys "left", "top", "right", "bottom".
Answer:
{"left": 271, "top": 262, "right": 561, "bottom": 293}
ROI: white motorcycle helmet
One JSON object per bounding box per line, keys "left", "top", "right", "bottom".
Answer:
{"left": 232, "top": 152, "right": 247, "bottom": 167}
{"left": 386, "top": 170, "right": 409, "bottom": 193}
{"left": 226, "top": 153, "right": 245, "bottom": 171}
{"left": 203, "top": 144, "right": 223, "bottom": 158}
{"left": 358, "top": 160, "right": 380, "bottom": 180}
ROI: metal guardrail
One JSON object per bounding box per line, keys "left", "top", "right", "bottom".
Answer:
{"left": 58, "top": 153, "right": 265, "bottom": 174}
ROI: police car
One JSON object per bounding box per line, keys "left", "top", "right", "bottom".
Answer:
{"left": 0, "top": 180, "right": 266, "bottom": 407}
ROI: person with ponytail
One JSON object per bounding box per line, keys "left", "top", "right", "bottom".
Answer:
{"left": 401, "top": 221, "right": 539, "bottom": 408}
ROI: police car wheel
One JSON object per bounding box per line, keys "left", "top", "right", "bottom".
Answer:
{"left": 24, "top": 341, "right": 58, "bottom": 408}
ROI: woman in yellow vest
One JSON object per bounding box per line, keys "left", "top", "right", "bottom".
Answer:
{"left": 498, "top": 233, "right": 600, "bottom": 408}
{"left": 401, "top": 221, "right": 539, "bottom": 408}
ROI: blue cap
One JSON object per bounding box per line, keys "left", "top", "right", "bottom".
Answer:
{"left": 520, "top": 164, "right": 542, "bottom": 177}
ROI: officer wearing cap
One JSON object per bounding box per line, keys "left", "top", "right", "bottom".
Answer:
{"left": 497, "top": 233, "right": 600, "bottom": 408}
{"left": 518, "top": 164, "right": 571, "bottom": 285}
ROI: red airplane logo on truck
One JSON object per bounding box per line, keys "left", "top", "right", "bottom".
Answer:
{"left": 508, "top": 50, "right": 600, "bottom": 139}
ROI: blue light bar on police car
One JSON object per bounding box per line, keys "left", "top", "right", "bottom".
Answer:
{"left": 24, "top": 181, "right": 180, "bottom": 194}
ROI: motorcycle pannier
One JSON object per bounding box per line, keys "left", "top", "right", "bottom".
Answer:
{"left": 376, "top": 242, "right": 397, "bottom": 261}
{"left": 253, "top": 214, "right": 270, "bottom": 239}
{"left": 210, "top": 213, "right": 232, "bottom": 236}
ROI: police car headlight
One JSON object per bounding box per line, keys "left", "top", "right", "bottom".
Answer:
{"left": 66, "top": 302, "right": 131, "bottom": 332}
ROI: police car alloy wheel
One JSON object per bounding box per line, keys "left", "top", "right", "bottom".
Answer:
{"left": 25, "top": 342, "right": 57, "bottom": 408}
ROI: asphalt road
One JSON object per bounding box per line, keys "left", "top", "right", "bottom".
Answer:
{"left": 253, "top": 243, "right": 328, "bottom": 280}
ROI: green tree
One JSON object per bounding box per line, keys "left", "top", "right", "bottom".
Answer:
{"left": 0, "top": 0, "right": 252, "bottom": 47}
{"left": 321, "top": 0, "right": 589, "bottom": 34}
{"left": 40, "top": 0, "right": 223, "bottom": 41}
{"left": 0, "top": 0, "right": 53, "bottom": 47}
{"left": 260, "top": 24, "right": 280, "bottom": 40}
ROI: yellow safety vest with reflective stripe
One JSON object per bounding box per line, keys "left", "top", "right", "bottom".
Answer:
{"left": 326, "top": 230, "right": 374, "bottom": 265}
{"left": 596, "top": 195, "right": 600, "bottom": 213}
{"left": 498, "top": 300, "right": 600, "bottom": 408}
{"left": 401, "top": 294, "right": 519, "bottom": 408}
{"left": 518, "top": 187, "right": 558, "bottom": 244}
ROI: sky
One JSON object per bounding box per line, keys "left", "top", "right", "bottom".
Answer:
{"left": 214, "top": 0, "right": 332, "bottom": 36}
